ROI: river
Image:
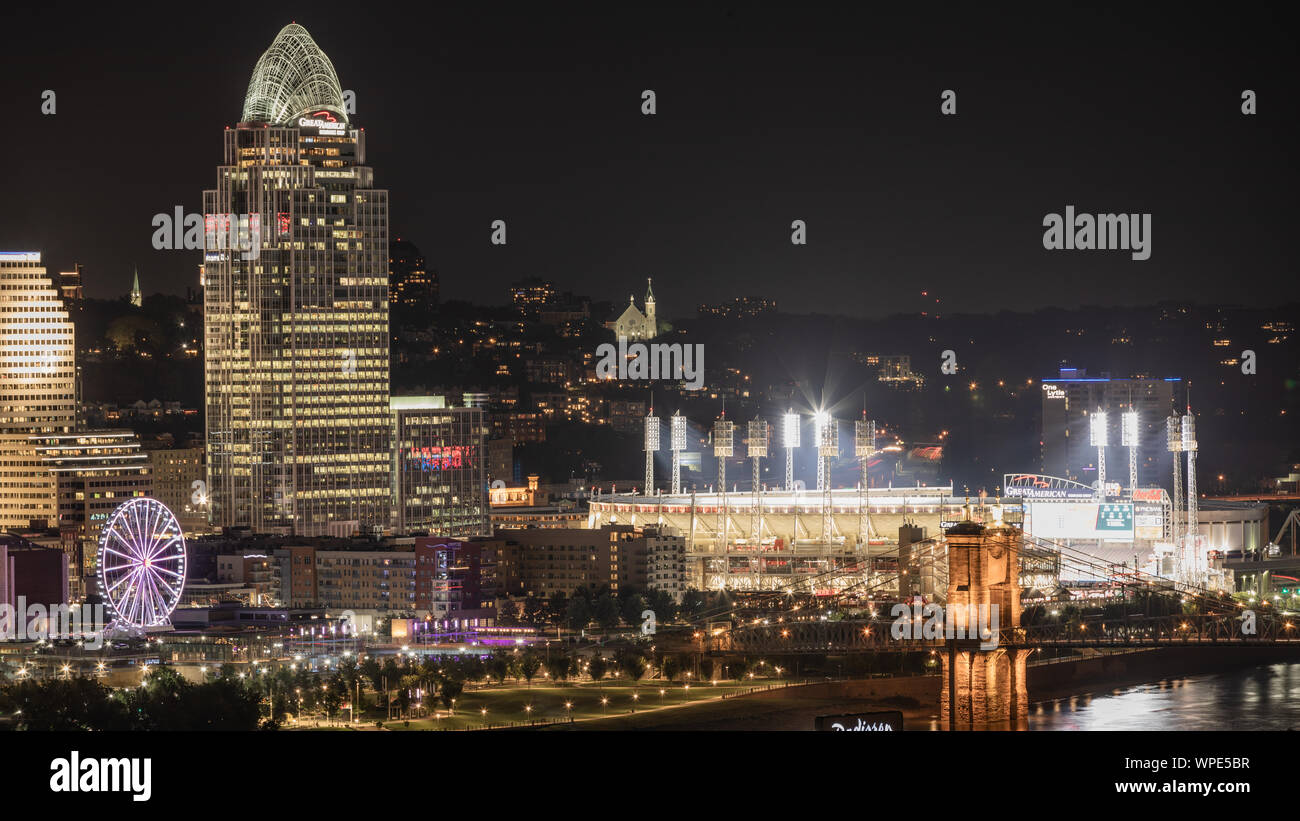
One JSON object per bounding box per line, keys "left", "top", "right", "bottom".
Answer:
{"left": 1019, "top": 663, "right": 1300, "bottom": 730}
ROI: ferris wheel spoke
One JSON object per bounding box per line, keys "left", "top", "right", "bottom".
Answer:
{"left": 102, "top": 543, "right": 141, "bottom": 563}
{"left": 146, "top": 534, "right": 181, "bottom": 562}
{"left": 147, "top": 568, "right": 178, "bottom": 605}
{"left": 123, "top": 503, "right": 144, "bottom": 552}
{"left": 148, "top": 571, "right": 172, "bottom": 624}
{"left": 124, "top": 572, "right": 145, "bottom": 624}
{"left": 141, "top": 574, "right": 161, "bottom": 625}
{"left": 105, "top": 528, "right": 139, "bottom": 555}
{"left": 150, "top": 564, "right": 185, "bottom": 580}
{"left": 105, "top": 565, "right": 142, "bottom": 596}
{"left": 102, "top": 564, "right": 141, "bottom": 583}
{"left": 141, "top": 502, "right": 165, "bottom": 560}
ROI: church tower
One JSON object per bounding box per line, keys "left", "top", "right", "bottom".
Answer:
{"left": 129, "top": 268, "right": 142, "bottom": 307}
{"left": 644, "top": 277, "right": 656, "bottom": 336}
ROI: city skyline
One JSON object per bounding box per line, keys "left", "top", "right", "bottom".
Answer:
{"left": 2, "top": 2, "right": 1300, "bottom": 751}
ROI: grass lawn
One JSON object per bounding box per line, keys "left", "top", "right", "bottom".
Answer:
{"left": 354, "top": 676, "right": 787, "bottom": 731}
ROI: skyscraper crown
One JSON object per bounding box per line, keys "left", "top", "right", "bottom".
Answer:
{"left": 240, "top": 23, "right": 349, "bottom": 125}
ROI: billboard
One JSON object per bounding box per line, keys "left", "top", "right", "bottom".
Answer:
{"left": 1134, "top": 502, "right": 1165, "bottom": 540}
{"left": 1027, "top": 502, "right": 1134, "bottom": 541}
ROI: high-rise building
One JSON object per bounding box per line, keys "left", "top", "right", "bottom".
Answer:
{"left": 58, "top": 263, "right": 84, "bottom": 304}
{"left": 204, "top": 24, "right": 391, "bottom": 536}
{"left": 389, "top": 238, "right": 438, "bottom": 311}
{"left": 509, "top": 277, "right": 556, "bottom": 309}
{"left": 31, "top": 430, "right": 152, "bottom": 598}
{"left": 0, "top": 252, "right": 76, "bottom": 533}
{"left": 391, "top": 396, "right": 489, "bottom": 537}
{"left": 1040, "top": 368, "right": 1176, "bottom": 489}
{"left": 144, "top": 445, "right": 207, "bottom": 535}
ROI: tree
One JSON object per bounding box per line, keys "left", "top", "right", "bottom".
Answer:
{"left": 618, "top": 651, "right": 647, "bottom": 682}
{"left": 360, "top": 656, "right": 383, "bottom": 695}
{"left": 488, "top": 655, "right": 510, "bottom": 685}
{"left": 323, "top": 674, "right": 346, "bottom": 719}
{"left": 681, "top": 588, "right": 709, "bottom": 619}
{"left": 498, "top": 600, "right": 520, "bottom": 627}
{"left": 620, "top": 593, "right": 648, "bottom": 628}
{"left": 594, "top": 593, "right": 621, "bottom": 630}
{"left": 547, "top": 590, "right": 568, "bottom": 626}
{"left": 588, "top": 655, "right": 608, "bottom": 681}
{"left": 439, "top": 678, "right": 464, "bottom": 710}
{"left": 648, "top": 589, "right": 678, "bottom": 623}
{"left": 519, "top": 654, "right": 542, "bottom": 685}
{"left": 661, "top": 654, "right": 682, "bottom": 683}
{"left": 729, "top": 658, "right": 749, "bottom": 681}
{"left": 565, "top": 595, "right": 592, "bottom": 631}
{"left": 545, "top": 654, "right": 571, "bottom": 682}
{"left": 522, "top": 595, "right": 545, "bottom": 625}
{"left": 700, "top": 658, "right": 715, "bottom": 681}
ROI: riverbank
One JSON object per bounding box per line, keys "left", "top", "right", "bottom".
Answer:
{"left": 534, "top": 645, "right": 1300, "bottom": 730}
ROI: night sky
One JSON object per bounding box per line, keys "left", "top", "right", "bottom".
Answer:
{"left": 1, "top": 2, "right": 1295, "bottom": 316}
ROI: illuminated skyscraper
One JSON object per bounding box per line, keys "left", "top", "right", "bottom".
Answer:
{"left": 204, "top": 24, "right": 391, "bottom": 536}
{"left": 0, "top": 252, "right": 75, "bottom": 532}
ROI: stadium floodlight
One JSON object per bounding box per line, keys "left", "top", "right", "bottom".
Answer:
{"left": 1090, "top": 410, "right": 1108, "bottom": 494}
{"left": 1120, "top": 410, "right": 1139, "bottom": 447}
{"left": 1121, "top": 410, "right": 1139, "bottom": 493}
{"left": 643, "top": 411, "right": 660, "bottom": 494}
{"left": 782, "top": 411, "right": 800, "bottom": 491}
{"left": 747, "top": 419, "right": 767, "bottom": 544}
{"left": 670, "top": 412, "right": 687, "bottom": 495}
{"left": 1089, "top": 410, "right": 1108, "bottom": 447}
{"left": 1167, "top": 414, "right": 1184, "bottom": 547}
{"left": 782, "top": 411, "right": 801, "bottom": 449}
{"left": 713, "top": 416, "right": 734, "bottom": 546}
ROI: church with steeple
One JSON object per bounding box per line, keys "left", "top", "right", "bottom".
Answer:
{"left": 610, "top": 278, "right": 658, "bottom": 340}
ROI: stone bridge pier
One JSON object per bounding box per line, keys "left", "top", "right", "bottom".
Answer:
{"left": 940, "top": 520, "right": 1031, "bottom": 728}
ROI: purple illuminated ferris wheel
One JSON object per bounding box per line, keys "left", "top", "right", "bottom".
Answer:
{"left": 96, "top": 498, "right": 187, "bottom": 631}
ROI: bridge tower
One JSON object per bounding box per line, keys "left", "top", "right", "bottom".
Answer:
{"left": 939, "top": 520, "right": 1032, "bottom": 728}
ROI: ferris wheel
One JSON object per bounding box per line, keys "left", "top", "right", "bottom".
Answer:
{"left": 97, "top": 498, "right": 187, "bottom": 631}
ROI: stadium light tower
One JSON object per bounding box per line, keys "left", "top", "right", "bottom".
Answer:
{"left": 1167, "top": 414, "right": 1184, "bottom": 548}
{"left": 1121, "top": 409, "right": 1140, "bottom": 493}
{"left": 815, "top": 410, "right": 837, "bottom": 544}
{"left": 782, "top": 410, "right": 800, "bottom": 491}
{"left": 1182, "top": 410, "right": 1198, "bottom": 559}
{"left": 670, "top": 412, "right": 687, "bottom": 495}
{"left": 643, "top": 408, "right": 660, "bottom": 494}
{"left": 746, "top": 418, "right": 767, "bottom": 545}
{"left": 1089, "top": 410, "right": 1108, "bottom": 497}
{"left": 855, "top": 412, "right": 877, "bottom": 543}
{"left": 815, "top": 410, "right": 837, "bottom": 492}
{"left": 713, "top": 412, "right": 734, "bottom": 548}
